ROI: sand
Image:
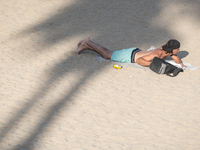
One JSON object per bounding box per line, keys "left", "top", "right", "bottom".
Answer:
{"left": 0, "top": 0, "right": 200, "bottom": 149}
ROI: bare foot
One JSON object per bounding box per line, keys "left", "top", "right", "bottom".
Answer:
{"left": 76, "top": 37, "right": 92, "bottom": 54}
{"left": 77, "top": 39, "right": 84, "bottom": 47}
{"left": 77, "top": 37, "right": 90, "bottom": 47}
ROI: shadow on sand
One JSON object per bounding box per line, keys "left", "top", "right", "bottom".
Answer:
{"left": 1, "top": 0, "right": 199, "bottom": 149}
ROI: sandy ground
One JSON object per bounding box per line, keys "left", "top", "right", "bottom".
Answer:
{"left": 1, "top": 0, "right": 200, "bottom": 149}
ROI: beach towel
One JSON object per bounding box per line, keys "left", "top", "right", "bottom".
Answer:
{"left": 96, "top": 55, "right": 199, "bottom": 72}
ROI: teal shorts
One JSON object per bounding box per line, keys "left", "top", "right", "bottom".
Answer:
{"left": 111, "top": 47, "right": 138, "bottom": 63}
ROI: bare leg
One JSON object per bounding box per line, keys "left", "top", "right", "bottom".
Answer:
{"left": 76, "top": 37, "right": 113, "bottom": 60}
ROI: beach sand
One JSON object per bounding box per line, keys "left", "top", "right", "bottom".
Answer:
{"left": 0, "top": 0, "right": 200, "bottom": 149}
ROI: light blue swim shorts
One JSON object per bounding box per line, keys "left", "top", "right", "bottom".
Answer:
{"left": 111, "top": 47, "right": 138, "bottom": 63}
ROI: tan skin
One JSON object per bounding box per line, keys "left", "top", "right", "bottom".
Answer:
{"left": 135, "top": 47, "right": 186, "bottom": 67}
{"left": 76, "top": 37, "right": 187, "bottom": 68}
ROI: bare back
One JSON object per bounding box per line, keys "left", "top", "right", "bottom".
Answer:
{"left": 135, "top": 47, "right": 169, "bottom": 62}
{"left": 133, "top": 47, "right": 173, "bottom": 66}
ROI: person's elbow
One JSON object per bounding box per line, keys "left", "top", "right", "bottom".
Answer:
{"left": 135, "top": 58, "right": 151, "bottom": 67}
{"left": 174, "top": 59, "right": 182, "bottom": 64}
{"left": 135, "top": 58, "right": 140, "bottom": 64}
{"left": 135, "top": 57, "right": 143, "bottom": 64}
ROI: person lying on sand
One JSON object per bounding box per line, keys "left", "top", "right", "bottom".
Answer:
{"left": 76, "top": 37, "right": 187, "bottom": 68}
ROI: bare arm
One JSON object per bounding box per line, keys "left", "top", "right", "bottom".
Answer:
{"left": 171, "top": 54, "right": 187, "bottom": 67}
{"left": 136, "top": 53, "right": 159, "bottom": 67}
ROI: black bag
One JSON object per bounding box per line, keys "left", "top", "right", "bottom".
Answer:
{"left": 149, "top": 57, "right": 183, "bottom": 77}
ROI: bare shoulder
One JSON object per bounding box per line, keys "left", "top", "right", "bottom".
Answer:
{"left": 149, "top": 48, "right": 163, "bottom": 57}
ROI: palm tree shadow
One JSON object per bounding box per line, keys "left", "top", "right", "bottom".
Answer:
{"left": 13, "top": 54, "right": 107, "bottom": 150}
{"left": 0, "top": 52, "right": 110, "bottom": 149}
{"left": 2, "top": 0, "right": 200, "bottom": 149}
{"left": 0, "top": 0, "right": 173, "bottom": 149}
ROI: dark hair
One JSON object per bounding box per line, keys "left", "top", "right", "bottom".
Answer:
{"left": 163, "top": 39, "right": 180, "bottom": 54}
{"left": 165, "top": 49, "right": 173, "bottom": 54}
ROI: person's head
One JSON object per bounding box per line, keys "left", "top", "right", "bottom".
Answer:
{"left": 162, "top": 39, "right": 180, "bottom": 55}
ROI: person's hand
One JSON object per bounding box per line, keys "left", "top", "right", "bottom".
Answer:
{"left": 181, "top": 63, "right": 187, "bottom": 69}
